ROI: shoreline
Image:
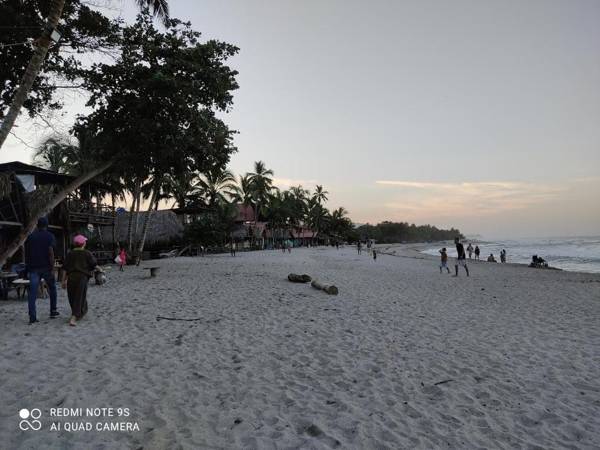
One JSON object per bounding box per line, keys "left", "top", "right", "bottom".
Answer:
{"left": 375, "top": 241, "right": 599, "bottom": 276}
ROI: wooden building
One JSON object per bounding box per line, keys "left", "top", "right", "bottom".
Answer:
{"left": 0, "top": 162, "right": 115, "bottom": 265}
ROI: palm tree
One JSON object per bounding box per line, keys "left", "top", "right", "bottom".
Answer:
{"left": 247, "top": 161, "right": 274, "bottom": 248}
{"left": 247, "top": 160, "right": 274, "bottom": 221}
{"left": 193, "top": 168, "right": 237, "bottom": 207}
{"left": 33, "top": 137, "right": 72, "bottom": 173}
{"left": 313, "top": 185, "right": 329, "bottom": 205}
{"left": 231, "top": 174, "right": 254, "bottom": 209}
{"left": 165, "top": 171, "right": 198, "bottom": 209}
{"left": 0, "top": 0, "right": 170, "bottom": 150}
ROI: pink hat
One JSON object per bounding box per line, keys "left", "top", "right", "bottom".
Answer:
{"left": 73, "top": 234, "right": 88, "bottom": 246}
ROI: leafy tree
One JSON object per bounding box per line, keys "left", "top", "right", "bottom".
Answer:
{"left": 184, "top": 202, "right": 237, "bottom": 247}
{"left": 0, "top": 11, "right": 239, "bottom": 267}
{"left": 356, "top": 221, "right": 463, "bottom": 243}
{"left": 0, "top": 0, "right": 121, "bottom": 148}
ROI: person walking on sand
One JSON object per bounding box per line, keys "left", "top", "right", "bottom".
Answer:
{"left": 357, "top": 241, "right": 362, "bottom": 255}
{"left": 373, "top": 249, "right": 377, "bottom": 261}
{"left": 467, "top": 243, "right": 473, "bottom": 259}
{"left": 454, "top": 237, "right": 470, "bottom": 277}
{"left": 118, "top": 247, "right": 127, "bottom": 271}
{"left": 230, "top": 240, "right": 236, "bottom": 257}
{"left": 62, "top": 235, "right": 98, "bottom": 326}
{"left": 24, "top": 217, "right": 59, "bottom": 324}
{"left": 474, "top": 245, "right": 481, "bottom": 260}
{"left": 439, "top": 247, "right": 451, "bottom": 273}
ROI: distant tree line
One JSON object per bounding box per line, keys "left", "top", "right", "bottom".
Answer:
{"left": 356, "top": 221, "right": 463, "bottom": 244}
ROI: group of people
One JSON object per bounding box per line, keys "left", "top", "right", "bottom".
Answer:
{"left": 439, "top": 237, "right": 470, "bottom": 276}
{"left": 439, "top": 239, "right": 509, "bottom": 275}
{"left": 356, "top": 240, "right": 377, "bottom": 260}
{"left": 23, "top": 217, "right": 115, "bottom": 326}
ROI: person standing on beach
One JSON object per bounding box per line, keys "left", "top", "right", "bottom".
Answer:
{"left": 454, "top": 237, "right": 470, "bottom": 277}
{"left": 474, "top": 245, "right": 480, "bottom": 260}
{"left": 439, "top": 248, "right": 451, "bottom": 273}
{"left": 357, "top": 241, "right": 362, "bottom": 255}
{"left": 467, "top": 243, "right": 473, "bottom": 259}
{"left": 500, "top": 249, "right": 506, "bottom": 263}
{"left": 62, "top": 235, "right": 97, "bottom": 326}
{"left": 24, "top": 217, "right": 59, "bottom": 324}
{"left": 230, "top": 241, "right": 236, "bottom": 257}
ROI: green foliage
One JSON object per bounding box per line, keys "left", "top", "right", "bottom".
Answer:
{"left": 0, "top": 0, "right": 118, "bottom": 119}
{"left": 355, "top": 221, "right": 464, "bottom": 244}
{"left": 184, "top": 202, "right": 237, "bottom": 246}
{"left": 74, "top": 11, "right": 239, "bottom": 183}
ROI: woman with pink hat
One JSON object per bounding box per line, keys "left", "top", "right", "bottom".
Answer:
{"left": 61, "top": 234, "right": 97, "bottom": 326}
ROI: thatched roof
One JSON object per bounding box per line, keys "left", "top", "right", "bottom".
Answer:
{"left": 102, "top": 209, "right": 183, "bottom": 246}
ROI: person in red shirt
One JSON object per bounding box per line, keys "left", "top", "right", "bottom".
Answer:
{"left": 118, "top": 248, "right": 127, "bottom": 271}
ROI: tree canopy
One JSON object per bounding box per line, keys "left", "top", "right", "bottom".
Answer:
{"left": 74, "top": 12, "right": 239, "bottom": 182}
{"left": 356, "top": 221, "right": 463, "bottom": 244}
{"left": 0, "top": 0, "right": 118, "bottom": 119}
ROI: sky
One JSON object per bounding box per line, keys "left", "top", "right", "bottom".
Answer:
{"left": 2, "top": 0, "right": 599, "bottom": 238}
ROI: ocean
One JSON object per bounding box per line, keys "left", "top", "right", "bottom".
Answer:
{"left": 421, "top": 236, "right": 600, "bottom": 274}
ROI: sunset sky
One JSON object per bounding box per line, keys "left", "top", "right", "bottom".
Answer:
{"left": 2, "top": 0, "right": 599, "bottom": 238}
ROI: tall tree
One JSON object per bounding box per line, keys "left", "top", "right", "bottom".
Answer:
{"left": 0, "top": 11, "right": 239, "bottom": 267}
{"left": 0, "top": 0, "right": 169, "bottom": 150}
{"left": 248, "top": 160, "right": 273, "bottom": 218}
{"left": 312, "top": 185, "right": 329, "bottom": 205}
{"left": 193, "top": 168, "right": 237, "bottom": 207}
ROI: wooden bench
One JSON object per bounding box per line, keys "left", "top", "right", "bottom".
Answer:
{"left": 144, "top": 267, "right": 160, "bottom": 278}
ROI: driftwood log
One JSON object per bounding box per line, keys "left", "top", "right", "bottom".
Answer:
{"left": 311, "top": 280, "right": 339, "bottom": 295}
{"left": 288, "top": 273, "right": 312, "bottom": 283}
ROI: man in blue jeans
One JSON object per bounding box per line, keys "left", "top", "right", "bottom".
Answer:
{"left": 25, "top": 217, "right": 58, "bottom": 324}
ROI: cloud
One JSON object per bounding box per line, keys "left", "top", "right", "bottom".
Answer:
{"left": 375, "top": 179, "right": 566, "bottom": 219}
{"left": 273, "top": 177, "right": 318, "bottom": 188}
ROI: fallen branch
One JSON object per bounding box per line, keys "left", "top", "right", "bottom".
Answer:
{"left": 156, "top": 316, "right": 222, "bottom": 323}
{"left": 311, "top": 280, "right": 339, "bottom": 295}
{"left": 433, "top": 379, "right": 454, "bottom": 386}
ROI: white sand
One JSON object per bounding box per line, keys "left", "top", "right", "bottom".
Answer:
{"left": 1, "top": 246, "right": 599, "bottom": 449}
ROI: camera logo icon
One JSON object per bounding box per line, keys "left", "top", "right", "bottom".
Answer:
{"left": 19, "top": 408, "right": 42, "bottom": 431}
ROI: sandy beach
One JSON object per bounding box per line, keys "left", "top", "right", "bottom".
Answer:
{"left": 1, "top": 245, "right": 599, "bottom": 449}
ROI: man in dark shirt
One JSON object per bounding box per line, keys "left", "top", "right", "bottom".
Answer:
{"left": 454, "top": 237, "right": 470, "bottom": 277}
{"left": 25, "top": 217, "right": 58, "bottom": 323}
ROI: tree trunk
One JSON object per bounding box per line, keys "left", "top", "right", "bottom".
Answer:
{"left": 135, "top": 187, "right": 159, "bottom": 265}
{"left": 0, "top": 0, "right": 67, "bottom": 150}
{"left": 126, "top": 182, "right": 140, "bottom": 253}
{"left": 111, "top": 193, "right": 116, "bottom": 255}
{"left": 0, "top": 159, "right": 114, "bottom": 267}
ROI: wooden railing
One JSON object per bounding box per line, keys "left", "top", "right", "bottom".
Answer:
{"left": 66, "top": 198, "right": 115, "bottom": 225}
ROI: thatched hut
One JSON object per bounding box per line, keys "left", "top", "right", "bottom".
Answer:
{"left": 101, "top": 209, "right": 183, "bottom": 254}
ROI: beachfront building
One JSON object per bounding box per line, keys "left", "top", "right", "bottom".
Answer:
{"left": 0, "top": 161, "right": 115, "bottom": 265}
{"left": 100, "top": 209, "right": 184, "bottom": 259}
